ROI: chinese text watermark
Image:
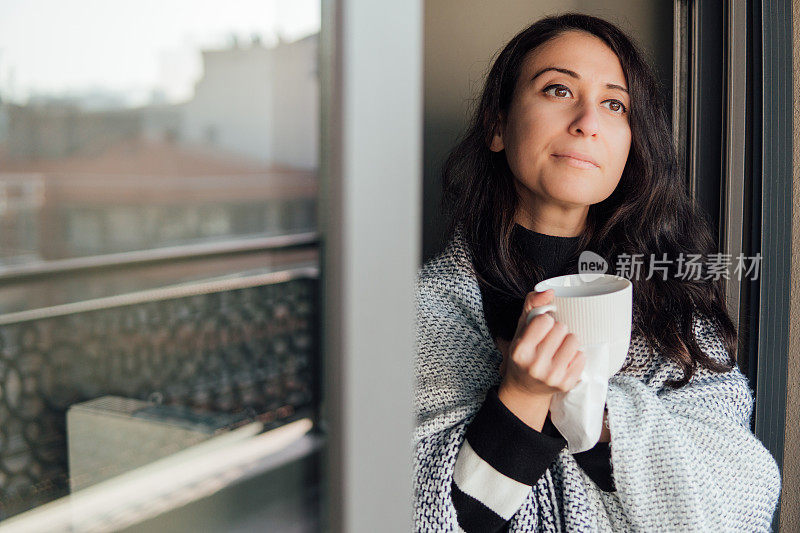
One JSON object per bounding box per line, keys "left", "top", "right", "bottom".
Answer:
{"left": 578, "top": 250, "right": 762, "bottom": 281}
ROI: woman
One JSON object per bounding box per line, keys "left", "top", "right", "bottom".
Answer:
{"left": 414, "top": 12, "right": 781, "bottom": 532}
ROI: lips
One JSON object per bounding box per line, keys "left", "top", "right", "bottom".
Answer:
{"left": 552, "top": 152, "right": 599, "bottom": 167}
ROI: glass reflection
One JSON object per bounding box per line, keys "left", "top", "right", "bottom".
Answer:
{"left": 0, "top": 1, "right": 323, "bottom": 529}
{"left": 0, "top": 0, "right": 319, "bottom": 264}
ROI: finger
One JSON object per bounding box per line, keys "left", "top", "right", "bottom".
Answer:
{"left": 515, "top": 289, "right": 555, "bottom": 336}
{"left": 551, "top": 352, "right": 585, "bottom": 392}
{"left": 561, "top": 373, "right": 581, "bottom": 392}
{"left": 563, "top": 351, "right": 587, "bottom": 388}
{"left": 522, "top": 289, "right": 555, "bottom": 316}
{"left": 528, "top": 321, "right": 569, "bottom": 374}
{"left": 549, "top": 333, "right": 581, "bottom": 377}
{"left": 567, "top": 349, "right": 586, "bottom": 372}
{"left": 512, "top": 312, "right": 555, "bottom": 366}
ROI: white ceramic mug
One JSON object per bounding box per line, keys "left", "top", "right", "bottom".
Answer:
{"left": 526, "top": 273, "right": 632, "bottom": 375}
{"left": 525, "top": 273, "right": 633, "bottom": 452}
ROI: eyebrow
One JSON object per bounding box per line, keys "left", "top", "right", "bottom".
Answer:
{"left": 531, "top": 66, "right": 628, "bottom": 94}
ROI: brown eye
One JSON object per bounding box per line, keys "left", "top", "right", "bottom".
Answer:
{"left": 544, "top": 84, "right": 572, "bottom": 98}
{"left": 603, "top": 99, "right": 627, "bottom": 114}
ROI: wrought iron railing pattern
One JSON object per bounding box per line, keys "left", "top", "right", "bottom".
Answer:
{"left": 0, "top": 268, "right": 319, "bottom": 519}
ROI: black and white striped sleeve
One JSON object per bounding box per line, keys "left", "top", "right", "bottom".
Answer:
{"left": 450, "top": 385, "right": 567, "bottom": 532}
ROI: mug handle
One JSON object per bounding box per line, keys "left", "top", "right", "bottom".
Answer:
{"left": 526, "top": 303, "right": 556, "bottom": 325}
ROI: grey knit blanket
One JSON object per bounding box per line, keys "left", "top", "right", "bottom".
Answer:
{"left": 414, "top": 228, "right": 782, "bottom": 532}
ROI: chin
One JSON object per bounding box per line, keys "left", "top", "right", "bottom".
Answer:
{"left": 551, "top": 197, "right": 594, "bottom": 209}
{"left": 541, "top": 179, "right": 609, "bottom": 204}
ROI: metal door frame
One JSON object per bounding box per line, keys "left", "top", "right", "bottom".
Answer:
{"left": 675, "top": 1, "right": 792, "bottom": 529}
{"left": 320, "top": 0, "right": 422, "bottom": 531}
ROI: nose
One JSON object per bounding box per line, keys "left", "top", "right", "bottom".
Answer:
{"left": 568, "top": 102, "right": 600, "bottom": 137}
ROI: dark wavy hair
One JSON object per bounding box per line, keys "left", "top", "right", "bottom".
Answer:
{"left": 440, "top": 12, "right": 736, "bottom": 388}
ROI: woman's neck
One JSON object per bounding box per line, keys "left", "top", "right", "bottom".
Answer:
{"left": 514, "top": 203, "right": 587, "bottom": 237}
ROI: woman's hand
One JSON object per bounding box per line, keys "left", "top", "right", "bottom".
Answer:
{"left": 496, "top": 289, "right": 586, "bottom": 430}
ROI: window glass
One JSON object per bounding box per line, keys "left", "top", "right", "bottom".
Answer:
{"left": 0, "top": 2, "right": 323, "bottom": 528}
{"left": 0, "top": 0, "right": 319, "bottom": 264}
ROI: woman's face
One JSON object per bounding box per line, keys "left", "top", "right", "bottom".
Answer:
{"left": 490, "top": 30, "right": 632, "bottom": 220}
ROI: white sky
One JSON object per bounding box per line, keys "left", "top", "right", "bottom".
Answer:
{"left": 0, "top": 0, "right": 320, "bottom": 105}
